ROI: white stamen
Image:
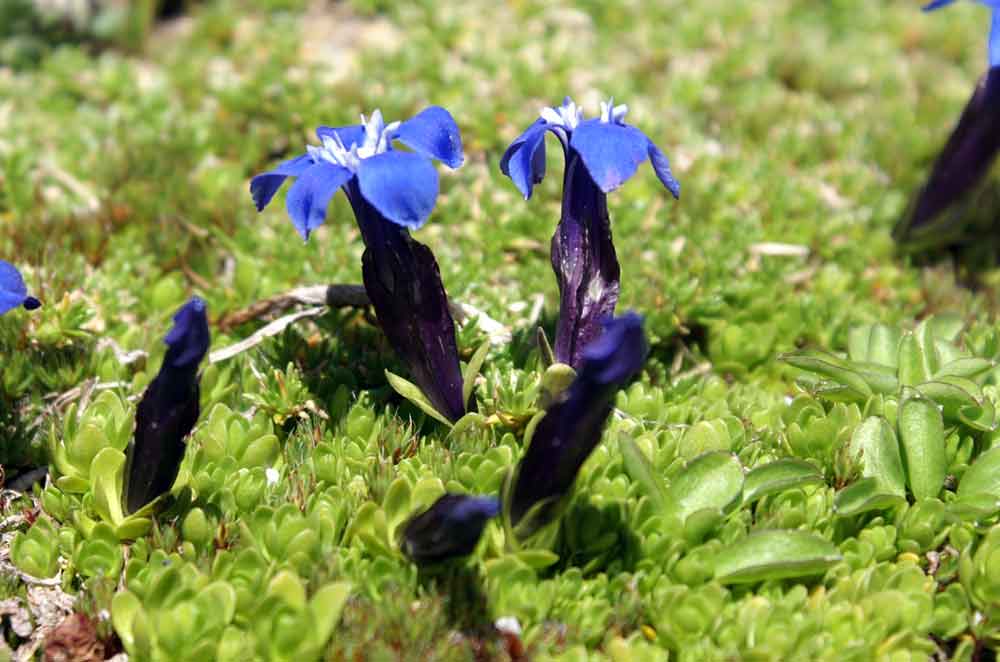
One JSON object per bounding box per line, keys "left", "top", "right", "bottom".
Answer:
{"left": 265, "top": 467, "right": 279, "bottom": 486}
{"left": 539, "top": 97, "right": 583, "bottom": 130}
{"left": 309, "top": 108, "right": 400, "bottom": 173}
{"left": 600, "top": 97, "right": 628, "bottom": 124}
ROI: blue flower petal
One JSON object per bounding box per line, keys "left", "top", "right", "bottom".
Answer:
{"left": 316, "top": 124, "right": 365, "bottom": 148}
{"left": 991, "top": 9, "right": 1000, "bottom": 66}
{"left": 922, "top": 0, "right": 957, "bottom": 10}
{"left": 285, "top": 162, "right": 353, "bottom": 240}
{"left": 500, "top": 119, "right": 550, "bottom": 199}
{"left": 395, "top": 106, "right": 464, "bottom": 169}
{"left": 0, "top": 260, "right": 29, "bottom": 315}
{"left": 250, "top": 153, "right": 314, "bottom": 212}
{"left": 570, "top": 119, "right": 650, "bottom": 193}
{"left": 357, "top": 151, "right": 439, "bottom": 229}
{"left": 647, "top": 140, "right": 681, "bottom": 199}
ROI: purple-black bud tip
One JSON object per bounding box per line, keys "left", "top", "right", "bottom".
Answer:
{"left": 401, "top": 493, "right": 500, "bottom": 565}
{"left": 164, "top": 297, "right": 210, "bottom": 369}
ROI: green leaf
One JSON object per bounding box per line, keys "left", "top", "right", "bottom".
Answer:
{"left": 834, "top": 477, "right": 907, "bottom": 517}
{"left": 898, "top": 395, "right": 946, "bottom": 500}
{"left": 848, "top": 416, "right": 905, "bottom": 497}
{"left": 382, "top": 477, "right": 413, "bottom": 534}
{"left": 959, "top": 397, "right": 996, "bottom": 432}
{"left": 897, "top": 332, "right": 927, "bottom": 387}
{"left": 514, "top": 549, "right": 560, "bottom": 570}
{"left": 536, "top": 326, "right": 556, "bottom": 368}
{"left": 782, "top": 351, "right": 873, "bottom": 399}
{"left": 742, "top": 459, "right": 823, "bottom": 504}
{"left": 111, "top": 590, "right": 143, "bottom": 654}
{"left": 462, "top": 340, "right": 490, "bottom": 408}
{"left": 91, "top": 447, "right": 126, "bottom": 527}
{"left": 620, "top": 437, "right": 666, "bottom": 509}
{"left": 385, "top": 370, "right": 453, "bottom": 426}
{"left": 309, "top": 582, "right": 351, "bottom": 649}
{"left": 916, "top": 379, "right": 981, "bottom": 423}
{"left": 915, "top": 319, "right": 942, "bottom": 378}
{"left": 664, "top": 452, "right": 744, "bottom": 523}
{"left": 935, "top": 358, "right": 994, "bottom": 382}
{"left": 958, "top": 446, "right": 1000, "bottom": 500}
{"left": 714, "top": 530, "right": 843, "bottom": 584}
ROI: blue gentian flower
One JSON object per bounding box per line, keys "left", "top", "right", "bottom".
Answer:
{"left": 251, "top": 108, "right": 469, "bottom": 423}
{"left": 924, "top": 0, "right": 1000, "bottom": 67}
{"left": 123, "top": 297, "right": 210, "bottom": 515}
{"left": 0, "top": 260, "right": 40, "bottom": 315}
{"left": 506, "top": 312, "right": 647, "bottom": 540}
{"left": 897, "top": 3, "right": 1000, "bottom": 242}
{"left": 401, "top": 493, "right": 500, "bottom": 565}
{"left": 500, "top": 98, "right": 678, "bottom": 368}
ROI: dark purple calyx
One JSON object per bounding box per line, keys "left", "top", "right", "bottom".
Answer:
{"left": 551, "top": 150, "right": 621, "bottom": 369}
{"left": 346, "top": 182, "right": 467, "bottom": 423}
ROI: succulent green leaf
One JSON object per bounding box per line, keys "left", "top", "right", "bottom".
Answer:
{"left": 620, "top": 437, "right": 666, "bottom": 509}
{"left": 742, "top": 458, "right": 824, "bottom": 504}
{"left": 309, "top": 582, "right": 352, "bottom": 649}
{"left": 958, "top": 446, "right": 1000, "bottom": 500}
{"left": 385, "top": 369, "right": 453, "bottom": 426}
{"left": 664, "top": 452, "right": 744, "bottom": 524}
{"left": 781, "top": 351, "right": 873, "bottom": 399}
{"left": 462, "top": 339, "right": 490, "bottom": 407}
{"left": 935, "top": 357, "right": 994, "bottom": 382}
{"left": 834, "top": 477, "right": 907, "bottom": 517}
{"left": 714, "top": 530, "right": 843, "bottom": 584}
{"left": 898, "top": 395, "right": 946, "bottom": 500}
{"left": 848, "top": 416, "right": 905, "bottom": 496}
{"left": 897, "top": 332, "right": 927, "bottom": 387}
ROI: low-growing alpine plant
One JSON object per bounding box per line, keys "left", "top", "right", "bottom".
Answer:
{"left": 251, "top": 107, "right": 469, "bottom": 423}
{"left": 0, "top": 259, "right": 40, "bottom": 314}
{"left": 501, "top": 97, "right": 678, "bottom": 368}
{"left": 505, "top": 312, "right": 648, "bottom": 541}
{"left": 123, "top": 297, "right": 210, "bottom": 515}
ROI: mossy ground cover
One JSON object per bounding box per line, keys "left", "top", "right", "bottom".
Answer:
{"left": 2, "top": 0, "right": 1000, "bottom": 659}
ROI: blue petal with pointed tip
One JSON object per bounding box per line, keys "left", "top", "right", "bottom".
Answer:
{"left": 250, "top": 154, "right": 314, "bottom": 212}
{"left": 396, "top": 106, "right": 464, "bottom": 169}
{"left": 991, "top": 10, "right": 1000, "bottom": 66}
{"left": 500, "top": 119, "right": 550, "bottom": 199}
{"left": 316, "top": 124, "right": 365, "bottom": 148}
{"left": 570, "top": 119, "right": 650, "bottom": 193}
{"left": 357, "top": 151, "right": 439, "bottom": 230}
{"left": 0, "top": 260, "right": 29, "bottom": 315}
{"left": 285, "top": 162, "right": 353, "bottom": 240}
{"left": 647, "top": 141, "right": 681, "bottom": 199}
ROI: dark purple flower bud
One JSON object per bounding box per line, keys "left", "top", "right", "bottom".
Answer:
{"left": 506, "top": 313, "right": 647, "bottom": 539}
{"left": 500, "top": 98, "right": 677, "bottom": 369}
{"left": 0, "top": 260, "right": 40, "bottom": 315}
{"left": 250, "top": 107, "right": 468, "bottom": 422}
{"left": 123, "top": 297, "right": 209, "bottom": 515}
{"left": 400, "top": 493, "right": 500, "bottom": 565}
{"left": 896, "top": 67, "right": 1000, "bottom": 245}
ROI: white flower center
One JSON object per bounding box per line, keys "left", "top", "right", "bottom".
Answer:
{"left": 309, "top": 108, "right": 401, "bottom": 173}
{"left": 539, "top": 98, "right": 583, "bottom": 131}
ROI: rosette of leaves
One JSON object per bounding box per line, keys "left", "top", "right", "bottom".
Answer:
{"left": 783, "top": 318, "right": 1000, "bottom": 517}
{"left": 184, "top": 404, "right": 281, "bottom": 512}
{"left": 44, "top": 390, "right": 155, "bottom": 540}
